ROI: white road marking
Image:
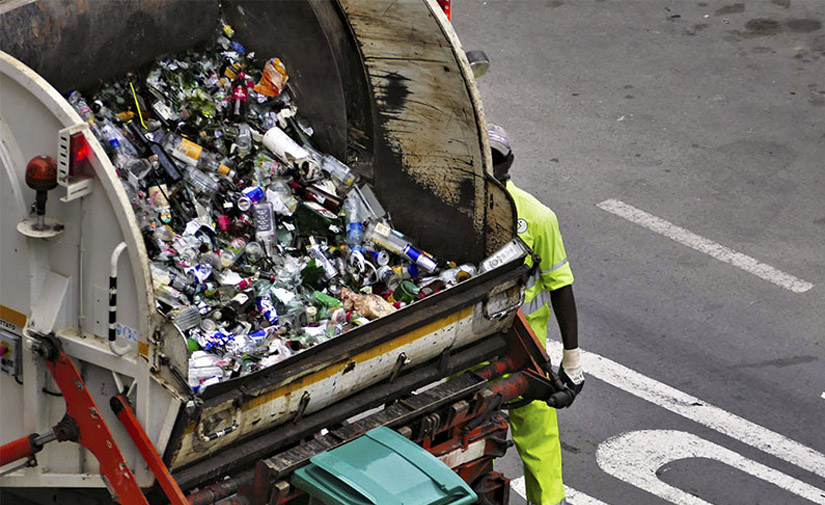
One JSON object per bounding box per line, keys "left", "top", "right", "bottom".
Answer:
{"left": 564, "top": 486, "right": 613, "bottom": 505}
{"left": 821, "top": 392, "right": 825, "bottom": 401}
{"left": 547, "top": 341, "right": 825, "bottom": 478}
{"left": 597, "top": 430, "right": 825, "bottom": 505}
{"left": 510, "top": 476, "right": 527, "bottom": 501}
{"left": 596, "top": 199, "right": 814, "bottom": 293}
{"left": 510, "top": 476, "right": 611, "bottom": 505}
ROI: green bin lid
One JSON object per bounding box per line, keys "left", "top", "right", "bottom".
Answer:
{"left": 292, "top": 427, "right": 477, "bottom": 505}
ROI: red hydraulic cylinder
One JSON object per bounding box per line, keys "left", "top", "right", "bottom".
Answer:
{"left": 110, "top": 395, "right": 189, "bottom": 505}
{"left": 0, "top": 435, "right": 36, "bottom": 467}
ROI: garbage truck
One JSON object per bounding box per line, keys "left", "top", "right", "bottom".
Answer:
{"left": 0, "top": 1, "right": 573, "bottom": 503}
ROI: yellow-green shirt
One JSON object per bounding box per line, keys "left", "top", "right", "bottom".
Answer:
{"left": 506, "top": 181, "right": 574, "bottom": 343}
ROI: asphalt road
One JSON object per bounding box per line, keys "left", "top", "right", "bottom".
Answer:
{"left": 452, "top": 1, "right": 825, "bottom": 504}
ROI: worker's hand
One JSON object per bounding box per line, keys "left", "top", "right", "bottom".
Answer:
{"left": 559, "top": 347, "right": 585, "bottom": 397}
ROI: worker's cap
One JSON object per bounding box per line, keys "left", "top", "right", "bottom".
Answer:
{"left": 487, "top": 124, "right": 511, "bottom": 158}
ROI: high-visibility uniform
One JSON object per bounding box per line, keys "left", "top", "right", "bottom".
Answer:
{"left": 507, "top": 180, "right": 574, "bottom": 505}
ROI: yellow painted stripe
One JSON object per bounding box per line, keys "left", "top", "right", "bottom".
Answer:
{"left": 183, "top": 306, "right": 475, "bottom": 437}
{"left": 243, "top": 305, "right": 473, "bottom": 411}
{"left": 0, "top": 304, "right": 27, "bottom": 329}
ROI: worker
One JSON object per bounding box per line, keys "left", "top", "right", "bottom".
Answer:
{"left": 488, "top": 124, "right": 585, "bottom": 505}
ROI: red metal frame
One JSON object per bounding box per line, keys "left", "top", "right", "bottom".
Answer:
{"left": 0, "top": 334, "right": 213, "bottom": 505}
{"left": 111, "top": 395, "right": 189, "bottom": 505}
{"left": 43, "top": 342, "right": 150, "bottom": 504}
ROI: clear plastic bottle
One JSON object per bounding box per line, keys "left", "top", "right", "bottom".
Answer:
{"left": 99, "top": 119, "right": 140, "bottom": 158}
{"left": 343, "top": 194, "right": 365, "bottom": 250}
{"left": 266, "top": 181, "right": 299, "bottom": 216}
{"left": 235, "top": 122, "right": 252, "bottom": 158}
{"left": 364, "top": 221, "right": 437, "bottom": 273}
{"left": 108, "top": 138, "right": 132, "bottom": 171}
{"left": 479, "top": 240, "right": 525, "bottom": 274}
{"left": 244, "top": 241, "right": 266, "bottom": 262}
{"left": 220, "top": 237, "right": 247, "bottom": 268}
{"left": 183, "top": 167, "right": 219, "bottom": 200}
{"left": 150, "top": 263, "right": 196, "bottom": 295}
{"left": 320, "top": 154, "right": 356, "bottom": 190}
{"left": 67, "top": 91, "right": 103, "bottom": 140}
{"left": 308, "top": 240, "right": 339, "bottom": 281}
{"left": 109, "top": 138, "right": 153, "bottom": 180}
{"left": 157, "top": 130, "right": 234, "bottom": 177}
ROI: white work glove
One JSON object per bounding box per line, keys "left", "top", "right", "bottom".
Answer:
{"left": 559, "top": 347, "right": 585, "bottom": 397}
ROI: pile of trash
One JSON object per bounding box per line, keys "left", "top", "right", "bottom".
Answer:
{"left": 68, "top": 21, "right": 481, "bottom": 393}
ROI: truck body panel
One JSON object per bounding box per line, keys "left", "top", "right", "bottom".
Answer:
{"left": 0, "top": 0, "right": 521, "bottom": 491}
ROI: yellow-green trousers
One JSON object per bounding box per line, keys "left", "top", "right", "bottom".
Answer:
{"left": 509, "top": 399, "right": 565, "bottom": 505}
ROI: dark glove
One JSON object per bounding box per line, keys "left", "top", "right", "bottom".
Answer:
{"left": 559, "top": 365, "right": 584, "bottom": 397}
{"left": 559, "top": 348, "right": 585, "bottom": 398}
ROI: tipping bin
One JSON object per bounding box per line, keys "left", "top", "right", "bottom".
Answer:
{"left": 292, "top": 427, "right": 477, "bottom": 505}
{"left": 0, "top": 0, "right": 525, "bottom": 497}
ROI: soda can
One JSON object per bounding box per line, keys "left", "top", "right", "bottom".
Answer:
{"left": 242, "top": 186, "right": 265, "bottom": 204}
{"left": 236, "top": 195, "right": 253, "bottom": 212}
{"left": 329, "top": 308, "right": 347, "bottom": 325}
{"left": 392, "top": 263, "right": 419, "bottom": 280}
{"left": 185, "top": 263, "right": 213, "bottom": 283}
{"left": 402, "top": 244, "right": 437, "bottom": 273}
{"left": 257, "top": 295, "right": 278, "bottom": 324}
{"left": 377, "top": 265, "right": 401, "bottom": 290}
{"left": 248, "top": 329, "right": 268, "bottom": 348}
{"left": 367, "top": 250, "right": 390, "bottom": 266}
{"left": 230, "top": 237, "right": 247, "bottom": 251}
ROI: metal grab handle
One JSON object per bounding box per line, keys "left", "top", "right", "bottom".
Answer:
{"left": 196, "top": 405, "right": 241, "bottom": 442}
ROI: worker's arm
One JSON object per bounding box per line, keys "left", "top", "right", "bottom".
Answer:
{"left": 549, "top": 285, "right": 577, "bottom": 351}
{"left": 532, "top": 205, "right": 584, "bottom": 396}
{"left": 550, "top": 284, "right": 584, "bottom": 396}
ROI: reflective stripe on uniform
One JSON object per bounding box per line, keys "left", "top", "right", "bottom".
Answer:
{"left": 526, "top": 271, "right": 541, "bottom": 291}
{"left": 522, "top": 290, "right": 551, "bottom": 315}
{"left": 541, "top": 258, "right": 569, "bottom": 275}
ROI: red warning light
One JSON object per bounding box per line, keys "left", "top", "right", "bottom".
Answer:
{"left": 437, "top": 0, "right": 451, "bottom": 21}
{"left": 69, "top": 132, "right": 91, "bottom": 176}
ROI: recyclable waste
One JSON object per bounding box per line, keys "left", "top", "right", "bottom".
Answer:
{"left": 68, "top": 20, "right": 486, "bottom": 394}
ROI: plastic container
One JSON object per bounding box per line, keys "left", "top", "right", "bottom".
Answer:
{"left": 292, "top": 427, "right": 477, "bottom": 505}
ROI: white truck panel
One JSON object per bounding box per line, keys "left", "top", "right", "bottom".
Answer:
{"left": 0, "top": 51, "right": 176, "bottom": 488}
